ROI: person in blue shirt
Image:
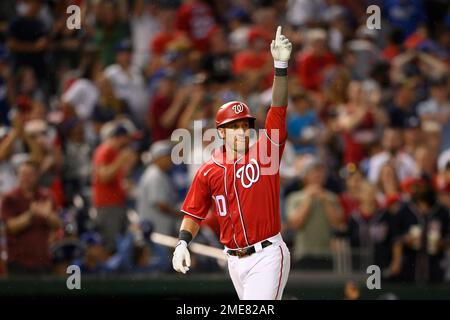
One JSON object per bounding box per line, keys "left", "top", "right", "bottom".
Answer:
{"left": 383, "top": 0, "right": 427, "bottom": 39}
{"left": 287, "top": 91, "right": 319, "bottom": 155}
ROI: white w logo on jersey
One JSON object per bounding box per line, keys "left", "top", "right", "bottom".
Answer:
{"left": 236, "top": 159, "right": 260, "bottom": 189}
{"left": 232, "top": 103, "right": 244, "bottom": 114}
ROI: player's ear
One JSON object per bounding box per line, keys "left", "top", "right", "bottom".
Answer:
{"left": 217, "top": 127, "right": 225, "bottom": 139}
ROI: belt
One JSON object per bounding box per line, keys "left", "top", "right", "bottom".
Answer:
{"left": 227, "top": 240, "right": 272, "bottom": 258}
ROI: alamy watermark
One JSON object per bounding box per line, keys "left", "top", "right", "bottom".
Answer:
{"left": 66, "top": 265, "right": 81, "bottom": 290}
{"left": 366, "top": 5, "right": 381, "bottom": 30}
{"left": 366, "top": 265, "right": 381, "bottom": 290}
{"left": 66, "top": 5, "right": 81, "bottom": 30}
{"left": 170, "top": 121, "right": 282, "bottom": 176}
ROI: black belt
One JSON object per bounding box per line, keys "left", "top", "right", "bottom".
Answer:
{"left": 227, "top": 240, "right": 273, "bottom": 258}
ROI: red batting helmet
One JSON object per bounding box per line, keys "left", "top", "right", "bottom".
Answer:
{"left": 215, "top": 101, "right": 256, "bottom": 128}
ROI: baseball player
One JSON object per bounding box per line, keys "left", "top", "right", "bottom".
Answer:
{"left": 172, "top": 26, "right": 292, "bottom": 300}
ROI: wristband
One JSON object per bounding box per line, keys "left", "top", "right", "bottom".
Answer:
{"left": 274, "top": 60, "right": 288, "bottom": 69}
{"left": 275, "top": 68, "right": 287, "bottom": 76}
{"left": 179, "top": 230, "right": 193, "bottom": 245}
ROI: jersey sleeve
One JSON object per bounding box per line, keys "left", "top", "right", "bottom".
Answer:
{"left": 257, "top": 106, "right": 288, "bottom": 165}
{"left": 265, "top": 106, "right": 288, "bottom": 145}
{"left": 180, "top": 167, "right": 212, "bottom": 221}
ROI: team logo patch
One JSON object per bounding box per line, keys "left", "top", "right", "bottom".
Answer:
{"left": 236, "top": 159, "right": 260, "bottom": 189}
{"left": 232, "top": 103, "right": 245, "bottom": 114}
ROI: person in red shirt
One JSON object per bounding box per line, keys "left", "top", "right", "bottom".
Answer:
{"left": 147, "top": 73, "right": 179, "bottom": 142}
{"left": 92, "top": 122, "right": 138, "bottom": 253}
{"left": 151, "top": 6, "right": 189, "bottom": 57}
{"left": 172, "top": 27, "right": 292, "bottom": 300}
{"left": 175, "top": 0, "right": 216, "bottom": 52}
{"left": 233, "top": 28, "right": 273, "bottom": 90}
{"left": 296, "top": 29, "right": 336, "bottom": 91}
{"left": 1, "top": 160, "right": 61, "bottom": 275}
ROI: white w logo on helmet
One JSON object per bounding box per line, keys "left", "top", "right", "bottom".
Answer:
{"left": 236, "top": 159, "right": 260, "bottom": 189}
{"left": 232, "top": 103, "right": 245, "bottom": 114}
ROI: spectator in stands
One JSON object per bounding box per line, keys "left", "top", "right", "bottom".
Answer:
{"left": 286, "top": 156, "right": 343, "bottom": 270}
{"left": 137, "top": 140, "right": 178, "bottom": 236}
{"left": 0, "top": 112, "right": 25, "bottom": 194}
{"left": 384, "top": 0, "right": 426, "bottom": 39}
{"left": 60, "top": 118, "right": 91, "bottom": 204}
{"left": 347, "top": 182, "right": 397, "bottom": 273}
{"left": 376, "top": 162, "right": 402, "bottom": 212}
{"left": 175, "top": 0, "right": 216, "bottom": 53}
{"left": 147, "top": 72, "right": 179, "bottom": 142}
{"left": 73, "top": 231, "right": 108, "bottom": 274}
{"left": 226, "top": 6, "right": 251, "bottom": 52}
{"left": 295, "top": 28, "right": 336, "bottom": 92}
{"left": 233, "top": 28, "right": 272, "bottom": 90}
{"left": 394, "top": 175, "right": 450, "bottom": 283}
{"left": 130, "top": 0, "right": 160, "bottom": 70}
{"left": 50, "top": 0, "right": 84, "bottom": 70}
{"left": 92, "top": 121, "right": 138, "bottom": 253}
{"left": 92, "top": 75, "right": 130, "bottom": 142}
{"left": 287, "top": 90, "right": 319, "bottom": 155}
{"left": 0, "top": 44, "right": 13, "bottom": 126}
{"left": 416, "top": 77, "right": 450, "bottom": 151}
{"left": 201, "top": 27, "right": 234, "bottom": 84}
{"left": 61, "top": 61, "right": 100, "bottom": 123}
{"left": 414, "top": 144, "right": 438, "bottom": 177}
{"left": 367, "top": 127, "right": 418, "bottom": 184}
{"left": 436, "top": 160, "right": 450, "bottom": 209}
{"left": 94, "top": 0, "right": 129, "bottom": 67}
{"left": 150, "top": 5, "right": 189, "bottom": 59}
{"left": 0, "top": 160, "right": 61, "bottom": 275}
{"left": 104, "top": 39, "right": 148, "bottom": 128}
{"left": 339, "top": 163, "right": 364, "bottom": 222}
{"left": 15, "top": 67, "right": 45, "bottom": 104}
{"left": 387, "top": 80, "right": 418, "bottom": 129}
{"left": 335, "top": 80, "right": 376, "bottom": 164}
{"left": 7, "top": 0, "right": 49, "bottom": 82}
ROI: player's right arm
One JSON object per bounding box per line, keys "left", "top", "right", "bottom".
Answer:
{"left": 173, "top": 166, "right": 212, "bottom": 274}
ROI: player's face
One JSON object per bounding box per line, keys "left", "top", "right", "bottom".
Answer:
{"left": 220, "top": 119, "right": 250, "bottom": 154}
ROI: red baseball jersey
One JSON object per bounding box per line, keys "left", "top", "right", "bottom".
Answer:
{"left": 181, "top": 106, "right": 287, "bottom": 249}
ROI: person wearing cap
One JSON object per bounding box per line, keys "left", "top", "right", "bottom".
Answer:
{"left": 91, "top": 121, "right": 139, "bottom": 254}
{"left": 286, "top": 155, "right": 343, "bottom": 270}
{"left": 137, "top": 140, "right": 177, "bottom": 233}
{"left": 103, "top": 38, "right": 148, "bottom": 127}
{"left": 72, "top": 231, "right": 109, "bottom": 274}
{"left": 232, "top": 25, "right": 273, "bottom": 89}
{"left": 295, "top": 28, "right": 336, "bottom": 91}
{"left": 137, "top": 140, "right": 177, "bottom": 268}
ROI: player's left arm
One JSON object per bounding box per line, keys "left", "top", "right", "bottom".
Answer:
{"left": 264, "top": 26, "right": 292, "bottom": 147}
{"left": 270, "top": 26, "right": 292, "bottom": 108}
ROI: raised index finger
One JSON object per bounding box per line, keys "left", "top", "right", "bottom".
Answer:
{"left": 275, "top": 26, "right": 282, "bottom": 44}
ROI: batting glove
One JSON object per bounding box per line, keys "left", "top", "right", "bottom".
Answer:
{"left": 172, "top": 240, "right": 191, "bottom": 274}
{"left": 270, "top": 26, "right": 292, "bottom": 68}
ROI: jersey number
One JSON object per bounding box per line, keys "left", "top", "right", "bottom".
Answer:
{"left": 213, "top": 195, "right": 227, "bottom": 217}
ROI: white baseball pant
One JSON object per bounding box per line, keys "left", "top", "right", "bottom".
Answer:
{"left": 226, "top": 233, "right": 291, "bottom": 300}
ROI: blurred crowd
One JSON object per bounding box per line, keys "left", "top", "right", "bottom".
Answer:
{"left": 0, "top": 0, "right": 449, "bottom": 286}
